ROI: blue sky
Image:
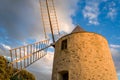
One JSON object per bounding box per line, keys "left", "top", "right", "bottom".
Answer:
{"left": 72, "top": 0, "right": 120, "bottom": 45}
{"left": 0, "top": 0, "right": 120, "bottom": 80}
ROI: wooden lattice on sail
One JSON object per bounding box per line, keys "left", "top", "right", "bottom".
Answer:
{"left": 39, "top": 0, "right": 60, "bottom": 42}
{"left": 9, "top": 39, "right": 49, "bottom": 69}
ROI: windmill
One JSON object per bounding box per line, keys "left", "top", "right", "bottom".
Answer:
{"left": 8, "top": 0, "right": 118, "bottom": 80}
{"left": 9, "top": 0, "right": 63, "bottom": 76}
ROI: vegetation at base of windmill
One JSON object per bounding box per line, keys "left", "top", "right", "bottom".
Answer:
{"left": 0, "top": 56, "right": 11, "bottom": 79}
{"left": 10, "top": 69, "right": 35, "bottom": 80}
{"left": 0, "top": 55, "right": 35, "bottom": 80}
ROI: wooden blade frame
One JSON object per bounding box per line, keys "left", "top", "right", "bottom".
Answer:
{"left": 9, "top": 39, "right": 49, "bottom": 69}
{"left": 39, "top": 0, "right": 60, "bottom": 43}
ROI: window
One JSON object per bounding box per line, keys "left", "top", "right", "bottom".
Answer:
{"left": 58, "top": 71, "right": 68, "bottom": 80}
{"left": 61, "top": 39, "right": 67, "bottom": 50}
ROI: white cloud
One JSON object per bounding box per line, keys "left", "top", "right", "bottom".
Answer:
{"left": 0, "top": 48, "right": 5, "bottom": 55}
{"left": 107, "top": 8, "right": 117, "bottom": 20}
{"left": 0, "top": 0, "right": 79, "bottom": 48}
{"left": 1, "top": 43, "right": 11, "bottom": 50}
{"left": 82, "top": 1, "right": 100, "bottom": 25}
{"left": 0, "top": 0, "right": 45, "bottom": 46}
{"left": 110, "top": 44, "right": 120, "bottom": 74}
{"left": 118, "top": 73, "right": 120, "bottom": 76}
{"left": 110, "top": 44, "right": 120, "bottom": 48}
{"left": 27, "top": 52, "right": 54, "bottom": 80}
{"left": 54, "top": 0, "right": 79, "bottom": 33}
{"left": 0, "top": 43, "right": 11, "bottom": 56}
{"left": 107, "top": 1, "right": 117, "bottom": 20}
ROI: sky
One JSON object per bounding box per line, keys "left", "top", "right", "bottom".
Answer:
{"left": 0, "top": 0, "right": 120, "bottom": 80}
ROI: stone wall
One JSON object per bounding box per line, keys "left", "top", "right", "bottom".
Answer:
{"left": 52, "top": 32, "right": 118, "bottom": 80}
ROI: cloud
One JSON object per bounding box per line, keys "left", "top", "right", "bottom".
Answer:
{"left": 107, "top": 1, "right": 117, "bottom": 20}
{"left": 110, "top": 44, "right": 120, "bottom": 48}
{"left": 54, "top": 0, "right": 79, "bottom": 33}
{"left": 82, "top": 0, "right": 118, "bottom": 25}
{"left": 0, "top": 43, "right": 11, "bottom": 56}
{"left": 0, "top": 0, "right": 79, "bottom": 48}
{"left": 29, "top": 70, "right": 51, "bottom": 80}
{"left": 82, "top": 0, "right": 100, "bottom": 25}
{"left": 0, "top": 43, "right": 11, "bottom": 50}
{"left": 27, "top": 52, "right": 54, "bottom": 80}
{"left": 107, "top": 8, "right": 117, "bottom": 19}
{"left": 110, "top": 44, "right": 120, "bottom": 74}
{"left": 0, "top": 0, "right": 45, "bottom": 47}
{"left": 0, "top": 48, "right": 4, "bottom": 56}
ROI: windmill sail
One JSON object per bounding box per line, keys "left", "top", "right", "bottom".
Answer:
{"left": 39, "top": 0, "right": 60, "bottom": 42}
{"left": 9, "top": 39, "right": 49, "bottom": 69}
{"left": 9, "top": 0, "right": 61, "bottom": 76}
{"left": 9, "top": 0, "right": 61, "bottom": 69}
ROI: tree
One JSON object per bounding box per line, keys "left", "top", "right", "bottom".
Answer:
{"left": 0, "top": 55, "right": 35, "bottom": 80}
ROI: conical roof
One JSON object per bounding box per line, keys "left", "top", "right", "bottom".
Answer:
{"left": 71, "top": 25, "right": 85, "bottom": 33}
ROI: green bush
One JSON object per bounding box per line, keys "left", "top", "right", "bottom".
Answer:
{"left": 0, "top": 55, "right": 35, "bottom": 80}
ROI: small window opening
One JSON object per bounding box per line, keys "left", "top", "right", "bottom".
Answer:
{"left": 58, "top": 71, "right": 68, "bottom": 80}
{"left": 61, "top": 39, "right": 67, "bottom": 50}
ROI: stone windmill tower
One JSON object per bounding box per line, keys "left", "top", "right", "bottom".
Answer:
{"left": 52, "top": 26, "right": 118, "bottom": 80}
